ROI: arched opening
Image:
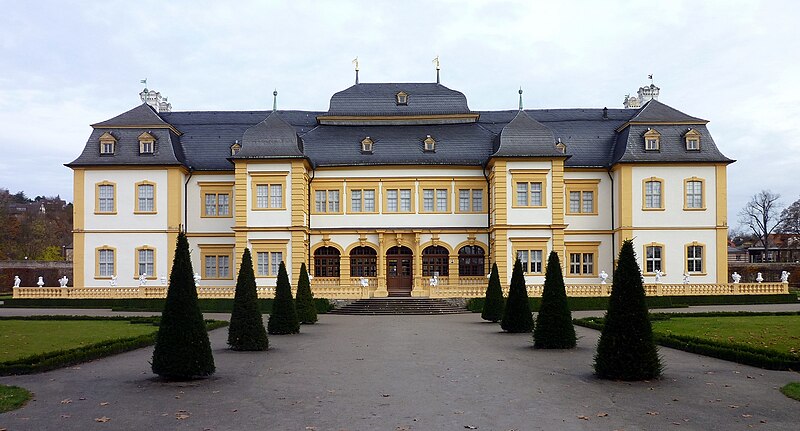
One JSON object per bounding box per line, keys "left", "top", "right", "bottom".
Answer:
{"left": 386, "top": 245, "right": 413, "bottom": 296}
{"left": 458, "top": 245, "right": 485, "bottom": 276}
{"left": 314, "top": 246, "right": 340, "bottom": 278}
{"left": 422, "top": 245, "right": 449, "bottom": 277}
{"left": 349, "top": 246, "right": 377, "bottom": 277}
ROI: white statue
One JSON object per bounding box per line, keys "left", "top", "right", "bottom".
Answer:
{"left": 193, "top": 273, "right": 201, "bottom": 284}
{"left": 756, "top": 272, "right": 764, "bottom": 283}
{"left": 731, "top": 272, "right": 741, "bottom": 283}
{"left": 429, "top": 275, "right": 439, "bottom": 287}
{"left": 138, "top": 273, "right": 147, "bottom": 286}
{"left": 682, "top": 272, "right": 690, "bottom": 284}
{"left": 599, "top": 270, "right": 609, "bottom": 284}
{"left": 58, "top": 276, "right": 68, "bottom": 287}
{"left": 359, "top": 277, "right": 369, "bottom": 288}
{"left": 13, "top": 275, "right": 21, "bottom": 288}
{"left": 160, "top": 276, "right": 167, "bottom": 285}
{"left": 654, "top": 269, "right": 663, "bottom": 283}
{"left": 37, "top": 276, "right": 44, "bottom": 287}
{"left": 109, "top": 275, "right": 117, "bottom": 287}
{"left": 780, "top": 271, "right": 790, "bottom": 283}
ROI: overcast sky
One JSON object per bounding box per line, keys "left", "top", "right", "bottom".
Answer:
{"left": 2, "top": 0, "right": 798, "bottom": 226}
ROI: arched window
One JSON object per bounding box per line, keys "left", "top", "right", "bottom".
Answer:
{"left": 314, "top": 247, "right": 340, "bottom": 277}
{"left": 350, "top": 246, "right": 377, "bottom": 277}
{"left": 422, "top": 245, "right": 449, "bottom": 277}
{"left": 458, "top": 245, "right": 485, "bottom": 276}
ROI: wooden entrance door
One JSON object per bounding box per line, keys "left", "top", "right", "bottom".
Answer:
{"left": 386, "top": 246, "right": 413, "bottom": 297}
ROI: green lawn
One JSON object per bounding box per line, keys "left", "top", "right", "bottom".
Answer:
{"left": 651, "top": 315, "right": 800, "bottom": 358}
{"left": 781, "top": 382, "right": 800, "bottom": 401}
{"left": 0, "top": 320, "right": 158, "bottom": 362}
{"left": 0, "top": 384, "right": 32, "bottom": 412}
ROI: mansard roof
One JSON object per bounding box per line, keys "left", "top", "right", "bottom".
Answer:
{"left": 69, "top": 83, "right": 732, "bottom": 170}
{"left": 324, "top": 83, "right": 471, "bottom": 117}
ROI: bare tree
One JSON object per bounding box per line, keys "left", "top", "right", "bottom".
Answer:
{"left": 738, "top": 190, "right": 784, "bottom": 262}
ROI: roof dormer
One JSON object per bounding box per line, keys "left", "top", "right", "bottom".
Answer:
{"left": 138, "top": 131, "right": 156, "bottom": 154}
{"left": 361, "top": 137, "right": 374, "bottom": 154}
{"left": 395, "top": 91, "right": 408, "bottom": 105}
{"left": 423, "top": 135, "right": 436, "bottom": 152}
{"left": 99, "top": 132, "right": 116, "bottom": 155}
{"left": 643, "top": 128, "right": 661, "bottom": 151}
{"left": 230, "top": 141, "right": 241, "bottom": 156}
{"left": 684, "top": 128, "right": 701, "bottom": 151}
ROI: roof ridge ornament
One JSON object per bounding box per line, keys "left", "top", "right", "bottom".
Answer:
{"left": 272, "top": 89, "right": 278, "bottom": 112}
{"left": 518, "top": 87, "right": 523, "bottom": 110}
{"left": 433, "top": 55, "right": 440, "bottom": 84}
{"left": 352, "top": 57, "right": 359, "bottom": 84}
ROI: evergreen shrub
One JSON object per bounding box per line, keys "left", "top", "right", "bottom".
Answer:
{"left": 267, "top": 262, "right": 300, "bottom": 335}
{"left": 481, "top": 262, "right": 504, "bottom": 322}
{"left": 533, "top": 251, "right": 576, "bottom": 349}
{"left": 500, "top": 259, "right": 534, "bottom": 333}
{"left": 228, "top": 248, "right": 269, "bottom": 351}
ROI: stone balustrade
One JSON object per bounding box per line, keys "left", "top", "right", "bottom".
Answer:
{"left": 11, "top": 281, "right": 789, "bottom": 300}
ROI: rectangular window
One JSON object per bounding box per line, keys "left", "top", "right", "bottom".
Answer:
{"left": 140, "top": 141, "right": 153, "bottom": 154}
{"left": 327, "top": 190, "right": 339, "bottom": 213}
{"left": 315, "top": 190, "right": 326, "bottom": 213}
{"left": 255, "top": 251, "right": 283, "bottom": 277}
{"left": 137, "top": 184, "right": 155, "bottom": 212}
{"left": 687, "top": 245, "right": 703, "bottom": 273}
{"left": 98, "top": 184, "right": 115, "bottom": 213}
{"left": 202, "top": 248, "right": 233, "bottom": 280}
{"left": 646, "top": 245, "right": 662, "bottom": 273}
{"left": 314, "top": 190, "right": 340, "bottom": 213}
{"left": 423, "top": 189, "right": 434, "bottom": 212}
{"left": 472, "top": 189, "right": 483, "bottom": 212}
{"left": 645, "top": 181, "right": 662, "bottom": 209}
{"left": 685, "top": 180, "right": 703, "bottom": 209}
{"left": 349, "top": 188, "right": 376, "bottom": 213}
{"left": 566, "top": 242, "right": 599, "bottom": 276}
{"left": 515, "top": 181, "right": 544, "bottom": 207}
{"left": 400, "top": 189, "right": 411, "bottom": 212}
{"left": 351, "top": 190, "right": 362, "bottom": 212}
{"left": 101, "top": 142, "right": 114, "bottom": 154}
{"left": 646, "top": 138, "right": 659, "bottom": 151}
{"left": 138, "top": 249, "right": 154, "bottom": 276}
{"left": 436, "top": 189, "right": 447, "bottom": 212}
{"left": 516, "top": 182, "right": 528, "bottom": 206}
{"left": 686, "top": 139, "right": 699, "bottom": 150}
{"left": 565, "top": 180, "right": 599, "bottom": 215}
{"left": 460, "top": 190, "right": 470, "bottom": 212}
{"left": 387, "top": 189, "right": 398, "bottom": 212}
{"left": 515, "top": 248, "right": 544, "bottom": 274}
{"left": 530, "top": 183, "right": 542, "bottom": 206}
{"left": 457, "top": 188, "right": 484, "bottom": 212}
{"left": 204, "top": 193, "right": 229, "bottom": 216}
{"left": 98, "top": 249, "right": 114, "bottom": 277}
{"left": 364, "top": 190, "right": 375, "bottom": 212}
{"left": 253, "top": 178, "right": 285, "bottom": 210}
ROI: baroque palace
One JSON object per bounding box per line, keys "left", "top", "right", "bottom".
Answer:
{"left": 62, "top": 76, "right": 739, "bottom": 299}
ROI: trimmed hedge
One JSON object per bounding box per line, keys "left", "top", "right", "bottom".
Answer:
{"left": 574, "top": 313, "right": 800, "bottom": 371}
{"left": 466, "top": 294, "right": 796, "bottom": 313}
{"left": 1, "top": 298, "right": 334, "bottom": 313}
{"left": 0, "top": 316, "right": 227, "bottom": 376}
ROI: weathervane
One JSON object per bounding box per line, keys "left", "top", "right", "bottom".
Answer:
{"left": 648, "top": 74, "right": 654, "bottom": 86}
{"left": 518, "top": 87, "right": 524, "bottom": 110}
{"left": 140, "top": 78, "right": 147, "bottom": 88}
{"left": 433, "top": 55, "right": 440, "bottom": 84}
{"left": 352, "top": 57, "right": 359, "bottom": 84}
{"left": 272, "top": 89, "right": 278, "bottom": 112}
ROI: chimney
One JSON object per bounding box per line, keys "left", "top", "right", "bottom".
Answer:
{"left": 602, "top": 107, "right": 608, "bottom": 119}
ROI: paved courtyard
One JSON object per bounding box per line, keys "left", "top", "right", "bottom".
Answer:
{"left": 1, "top": 308, "right": 799, "bottom": 430}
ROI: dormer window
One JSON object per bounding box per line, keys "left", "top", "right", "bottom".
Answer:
{"left": 98, "top": 132, "right": 116, "bottom": 155}
{"left": 230, "top": 141, "right": 241, "bottom": 156}
{"left": 555, "top": 138, "right": 567, "bottom": 154}
{"left": 396, "top": 91, "right": 408, "bottom": 105}
{"left": 684, "top": 129, "right": 701, "bottom": 151}
{"left": 643, "top": 128, "right": 661, "bottom": 151}
{"left": 361, "top": 137, "right": 374, "bottom": 153}
{"left": 424, "top": 135, "right": 436, "bottom": 152}
{"left": 138, "top": 132, "right": 155, "bottom": 154}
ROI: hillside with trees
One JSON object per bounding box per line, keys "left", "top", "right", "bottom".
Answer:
{"left": 0, "top": 188, "right": 73, "bottom": 261}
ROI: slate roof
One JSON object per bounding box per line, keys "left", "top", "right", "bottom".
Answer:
{"left": 325, "top": 83, "right": 471, "bottom": 116}
{"left": 493, "top": 110, "right": 565, "bottom": 158}
{"left": 231, "top": 111, "right": 304, "bottom": 160}
{"left": 69, "top": 83, "right": 733, "bottom": 170}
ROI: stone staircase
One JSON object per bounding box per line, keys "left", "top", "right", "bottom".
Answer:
{"left": 328, "top": 298, "right": 469, "bottom": 315}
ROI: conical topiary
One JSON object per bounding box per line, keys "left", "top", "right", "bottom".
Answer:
{"left": 481, "top": 262, "right": 504, "bottom": 322}
{"left": 594, "top": 239, "right": 662, "bottom": 380}
{"left": 152, "top": 232, "right": 215, "bottom": 379}
{"left": 228, "top": 248, "right": 269, "bottom": 351}
{"left": 500, "top": 258, "right": 534, "bottom": 333}
{"left": 295, "top": 263, "right": 317, "bottom": 324}
{"left": 533, "top": 251, "right": 576, "bottom": 349}
{"left": 267, "top": 261, "right": 300, "bottom": 335}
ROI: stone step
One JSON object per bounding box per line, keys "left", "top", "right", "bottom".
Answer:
{"left": 329, "top": 298, "right": 469, "bottom": 315}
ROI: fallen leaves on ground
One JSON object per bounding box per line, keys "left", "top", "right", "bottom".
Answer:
{"left": 577, "top": 416, "right": 589, "bottom": 420}
{"left": 60, "top": 398, "right": 71, "bottom": 404}
{"left": 597, "top": 412, "right": 608, "bottom": 417}
{"left": 175, "top": 410, "right": 190, "bottom": 420}
{"left": 647, "top": 411, "right": 659, "bottom": 416}
{"left": 94, "top": 416, "right": 111, "bottom": 423}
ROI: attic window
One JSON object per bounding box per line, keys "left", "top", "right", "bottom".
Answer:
{"left": 98, "top": 132, "right": 116, "bottom": 155}
{"left": 396, "top": 91, "right": 408, "bottom": 106}
{"left": 643, "top": 128, "right": 661, "bottom": 151}
{"left": 361, "top": 137, "right": 374, "bottom": 153}
{"left": 556, "top": 138, "right": 567, "bottom": 154}
{"left": 684, "top": 129, "right": 701, "bottom": 151}
{"left": 230, "top": 141, "right": 241, "bottom": 156}
{"left": 138, "top": 132, "right": 155, "bottom": 155}
{"left": 424, "top": 135, "right": 436, "bottom": 152}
